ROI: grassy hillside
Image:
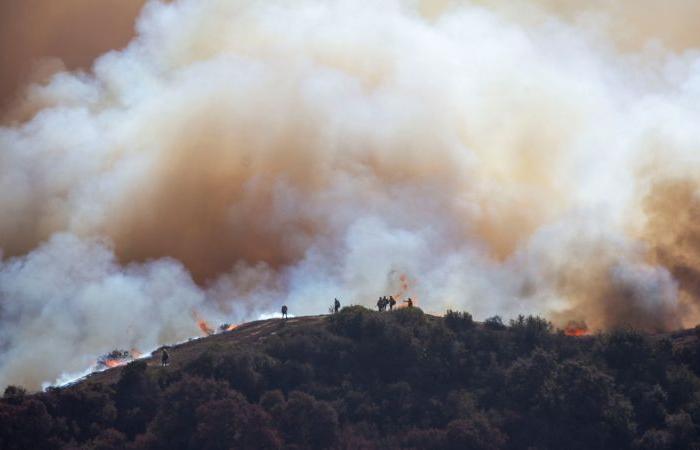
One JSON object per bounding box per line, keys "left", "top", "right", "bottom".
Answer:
{"left": 2, "top": 307, "right": 700, "bottom": 449}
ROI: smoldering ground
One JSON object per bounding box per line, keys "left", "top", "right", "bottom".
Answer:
{"left": 2, "top": 0, "right": 700, "bottom": 389}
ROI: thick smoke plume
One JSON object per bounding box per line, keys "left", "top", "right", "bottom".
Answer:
{"left": 0, "top": 0, "right": 147, "bottom": 112}
{"left": 2, "top": 0, "right": 700, "bottom": 389}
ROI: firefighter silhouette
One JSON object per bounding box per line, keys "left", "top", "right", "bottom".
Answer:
{"left": 161, "top": 348, "right": 169, "bottom": 366}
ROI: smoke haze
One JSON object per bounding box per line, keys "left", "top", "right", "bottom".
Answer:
{"left": 2, "top": 0, "right": 700, "bottom": 389}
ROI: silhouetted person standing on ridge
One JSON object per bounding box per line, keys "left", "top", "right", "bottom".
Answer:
{"left": 389, "top": 296, "right": 396, "bottom": 310}
{"left": 404, "top": 298, "right": 413, "bottom": 308}
{"left": 282, "top": 305, "right": 288, "bottom": 319}
{"left": 334, "top": 298, "right": 341, "bottom": 313}
{"left": 161, "top": 348, "right": 169, "bottom": 366}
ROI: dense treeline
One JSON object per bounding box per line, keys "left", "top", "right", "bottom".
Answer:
{"left": 2, "top": 306, "right": 700, "bottom": 449}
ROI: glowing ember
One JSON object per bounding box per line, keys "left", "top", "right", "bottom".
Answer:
{"left": 564, "top": 320, "right": 589, "bottom": 336}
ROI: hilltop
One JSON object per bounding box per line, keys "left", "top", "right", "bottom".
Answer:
{"left": 2, "top": 307, "right": 700, "bottom": 450}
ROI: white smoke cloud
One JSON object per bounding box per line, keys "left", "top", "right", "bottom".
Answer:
{"left": 2, "top": 0, "right": 700, "bottom": 389}
{"left": 0, "top": 234, "right": 202, "bottom": 389}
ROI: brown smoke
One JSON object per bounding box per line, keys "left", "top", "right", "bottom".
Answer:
{"left": 4, "top": 0, "right": 700, "bottom": 112}
{"left": 106, "top": 111, "right": 326, "bottom": 283}
{"left": 433, "top": 0, "right": 700, "bottom": 52}
{"left": 0, "top": 0, "right": 146, "bottom": 116}
{"left": 643, "top": 177, "right": 700, "bottom": 323}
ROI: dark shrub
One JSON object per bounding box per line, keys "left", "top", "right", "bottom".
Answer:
{"left": 483, "top": 316, "right": 506, "bottom": 331}
{"left": 446, "top": 415, "right": 507, "bottom": 450}
{"left": 274, "top": 391, "right": 339, "bottom": 450}
{"left": 148, "top": 376, "right": 235, "bottom": 450}
{"left": 115, "top": 360, "right": 159, "bottom": 438}
{"left": 445, "top": 310, "right": 475, "bottom": 332}
{"left": 195, "top": 393, "right": 282, "bottom": 450}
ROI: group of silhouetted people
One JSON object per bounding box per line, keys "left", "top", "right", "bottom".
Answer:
{"left": 377, "top": 296, "right": 397, "bottom": 311}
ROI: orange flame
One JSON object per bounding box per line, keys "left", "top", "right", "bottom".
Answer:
{"left": 564, "top": 321, "right": 589, "bottom": 336}
{"left": 391, "top": 273, "right": 420, "bottom": 308}
{"left": 95, "top": 349, "right": 142, "bottom": 370}
{"left": 198, "top": 319, "right": 214, "bottom": 336}
{"left": 192, "top": 310, "right": 215, "bottom": 336}
{"left": 226, "top": 324, "right": 238, "bottom": 331}
{"left": 104, "top": 359, "right": 125, "bottom": 368}
{"left": 394, "top": 274, "right": 410, "bottom": 300}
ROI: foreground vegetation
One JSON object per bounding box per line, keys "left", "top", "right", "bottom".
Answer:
{"left": 2, "top": 306, "right": 700, "bottom": 449}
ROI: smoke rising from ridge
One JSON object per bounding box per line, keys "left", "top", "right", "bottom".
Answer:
{"left": 2, "top": 0, "right": 700, "bottom": 389}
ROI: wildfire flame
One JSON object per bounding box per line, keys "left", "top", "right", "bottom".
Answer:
{"left": 103, "top": 359, "right": 124, "bottom": 368}
{"left": 564, "top": 320, "right": 589, "bottom": 336}
{"left": 96, "top": 348, "right": 142, "bottom": 370}
{"left": 198, "top": 319, "right": 214, "bottom": 336}
{"left": 391, "top": 273, "right": 419, "bottom": 308}
{"left": 394, "top": 273, "right": 410, "bottom": 300}
{"left": 218, "top": 322, "right": 238, "bottom": 332}
{"left": 192, "top": 310, "right": 215, "bottom": 336}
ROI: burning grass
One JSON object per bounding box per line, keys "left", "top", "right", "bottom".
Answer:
{"left": 95, "top": 349, "right": 142, "bottom": 370}
{"left": 564, "top": 320, "right": 590, "bottom": 337}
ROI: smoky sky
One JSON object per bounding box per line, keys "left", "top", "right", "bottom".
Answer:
{"left": 2, "top": 0, "right": 700, "bottom": 390}
{"left": 0, "top": 0, "right": 148, "bottom": 114}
